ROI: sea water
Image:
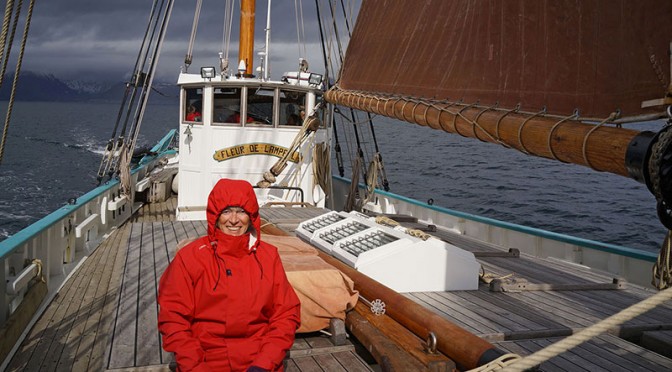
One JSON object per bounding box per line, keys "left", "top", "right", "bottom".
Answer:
{"left": 0, "top": 101, "right": 666, "bottom": 253}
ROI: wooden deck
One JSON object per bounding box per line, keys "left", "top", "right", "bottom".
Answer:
{"left": 6, "top": 197, "right": 672, "bottom": 371}
{"left": 5, "top": 198, "right": 373, "bottom": 371}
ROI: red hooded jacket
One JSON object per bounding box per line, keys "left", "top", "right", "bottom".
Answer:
{"left": 158, "top": 179, "right": 301, "bottom": 371}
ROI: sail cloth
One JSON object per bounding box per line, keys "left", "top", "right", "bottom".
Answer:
{"left": 336, "top": 0, "right": 672, "bottom": 119}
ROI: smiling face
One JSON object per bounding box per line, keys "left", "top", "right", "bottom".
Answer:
{"left": 217, "top": 206, "right": 251, "bottom": 236}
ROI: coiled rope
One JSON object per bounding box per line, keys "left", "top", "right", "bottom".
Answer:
{"left": 312, "top": 142, "right": 331, "bottom": 199}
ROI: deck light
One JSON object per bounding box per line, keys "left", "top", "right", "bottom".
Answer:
{"left": 308, "top": 73, "right": 323, "bottom": 86}
{"left": 201, "top": 66, "right": 216, "bottom": 79}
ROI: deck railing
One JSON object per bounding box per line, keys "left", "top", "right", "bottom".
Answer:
{"left": 0, "top": 130, "right": 177, "bottom": 368}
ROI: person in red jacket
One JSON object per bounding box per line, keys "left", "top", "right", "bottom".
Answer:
{"left": 158, "top": 178, "right": 301, "bottom": 371}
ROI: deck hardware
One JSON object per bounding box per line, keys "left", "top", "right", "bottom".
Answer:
{"left": 424, "top": 332, "right": 438, "bottom": 354}
{"left": 489, "top": 277, "right": 626, "bottom": 292}
{"left": 473, "top": 248, "right": 520, "bottom": 258}
{"left": 358, "top": 295, "right": 386, "bottom": 316}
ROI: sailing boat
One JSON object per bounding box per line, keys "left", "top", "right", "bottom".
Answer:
{"left": 2, "top": 0, "right": 672, "bottom": 371}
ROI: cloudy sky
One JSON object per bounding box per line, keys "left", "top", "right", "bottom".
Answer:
{"left": 18, "top": 0, "right": 357, "bottom": 82}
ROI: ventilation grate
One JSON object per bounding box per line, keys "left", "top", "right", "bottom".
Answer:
{"left": 340, "top": 231, "right": 399, "bottom": 257}
{"left": 302, "top": 213, "right": 346, "bottom": 233}
{"left": 319, "top": 221, "right": 369, "bottom": 244}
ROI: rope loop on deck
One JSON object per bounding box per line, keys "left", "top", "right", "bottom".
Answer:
{"left": 466, "top": 353, "right": 522, "bottom": 371}
{"left": 405, "top": 228, "right": 431, "bottom": 241}
{"left": 375, "top": 215, "right": 399, "bottom": 227}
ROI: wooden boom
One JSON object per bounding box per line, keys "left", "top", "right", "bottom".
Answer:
{"left": 325, "top": 87, "right": 644, "bottom": 178}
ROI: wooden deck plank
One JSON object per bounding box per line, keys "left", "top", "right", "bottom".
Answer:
{"left": 454, "top": 290, "right": 548, "bottom": 332}
{"left": 30, "top": 229, "right": 108, "bottom": 370}
{"left": 521, "top": 338, "right": 600, "bottom": 372}
{"left": 464, "top": 290, "right": 571, "bottom": 336}
{"left": 86, "top": 223, "right": 132, "bottom": 371}
{"left": 171, "top": 221, "right": 190, "bottom": 248}
{"left": 530, "top": 338, "right": 613, "bottom": 372}
{"left": 108, "top": 223, "right": 143, "bottom": 369}
{"left": 61, "top": 225, "right": 125, "bottom": 370}
{"left": 539, "top": 290, "right": 651, "bottom": 326}
{"left": 311, "top": 353, "right": 348, "bottom": 371}
{"left": 153, "top": 223, "right": 173, "bottom": 364}
{"left": 8, "top": 227, "right": 112, "bottom": 370}
{"left": 436, "top": 291, "right": 538, "bottom": 333}
{"left": 593, "top": 334, "right": 672, "bottom": 370}
{"left": 135, "top": 223, "right": 162, "bottom": 366}
{"left": 328, "top": 351, "right": 373, "bottom": 372}
{"left": 407, "top": 292, "right": 499, "bottom": 335}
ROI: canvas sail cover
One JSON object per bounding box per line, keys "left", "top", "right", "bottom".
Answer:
{"left": 337, "top": 0, "right": 672, "bottom": 119}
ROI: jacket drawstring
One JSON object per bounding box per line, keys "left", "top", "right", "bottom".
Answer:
{"left": 252, "top": 249, "right": 264, "bottom": 279}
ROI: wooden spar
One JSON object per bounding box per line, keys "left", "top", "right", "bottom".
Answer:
{"left": 350, "top": 301, "right": 456, "bottom": 371}
{"left": 324, "top": 88, "right": 641, "bottom": 178}
{"left": 346, "top": 311, "right": 428, "bottom": 371}
{"left": 317, "top": 251, "right": 506, "bottom": 370}
{"left": 239, "top": 0, "right": 255, "bottom": 76}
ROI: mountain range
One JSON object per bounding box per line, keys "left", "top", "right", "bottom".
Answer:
{"left": 0, "top": 71, "right": 179, "bottom": 104}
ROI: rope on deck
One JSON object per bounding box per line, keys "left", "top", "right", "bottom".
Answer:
{"left": 470, "top": 286, "right": 672, "bottom": 372}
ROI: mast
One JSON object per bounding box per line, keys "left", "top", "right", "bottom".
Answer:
{"left": 238, "top": 0, "right": 255, "bottom": 77}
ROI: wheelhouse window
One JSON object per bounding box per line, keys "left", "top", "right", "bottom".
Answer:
{"left": 213, "top": 87, "right": 245, "bottom": 125}
{"left": 279, "top": 89, "right": 306, "bottom": 126}
{"left": 246, "top": 88, "right": 274, "bottom": 125}
{"left": 184, "top": 88, "right": 203, "bottom": 123}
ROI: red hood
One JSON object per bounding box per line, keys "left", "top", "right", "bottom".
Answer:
{"left": 206, "top": 179, "right": 261, "bottom": 249}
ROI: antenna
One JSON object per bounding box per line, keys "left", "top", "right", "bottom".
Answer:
{"left": 263, "top": 0, "right": 272, "bottom": 80}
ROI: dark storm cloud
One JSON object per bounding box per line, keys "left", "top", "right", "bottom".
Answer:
{"left": 20, "top": 0, "right": 330, "bottom": 82}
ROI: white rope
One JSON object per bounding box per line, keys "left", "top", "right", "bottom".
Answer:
{"left": 501, "top": 286, "right": 672, "bottom": 372}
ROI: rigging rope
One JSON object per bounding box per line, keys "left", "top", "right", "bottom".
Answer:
{"left": 0, "top": 0, "right": 15, "bottom": 90}
{"left": 184, "top": 0, "right": 202, "bottom": 71}
{"left": 220, "top": 0, "right": 235, "bottom": 75}
{"left": 0, "top": 0, "right": 34, "bottom": 166}
{"left": 97, "top": 0, "right": 163, "bottom": 182}
{"left": 97, "top": 0, "right": 173, "bottom": 185}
